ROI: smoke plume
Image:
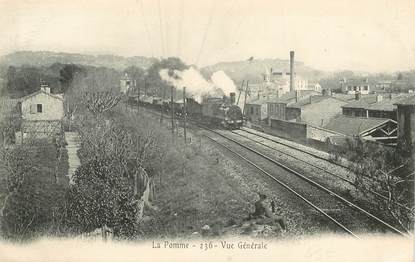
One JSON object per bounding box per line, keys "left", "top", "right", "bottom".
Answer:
{"left": 210, "top": 70, "right": 237, "bottom": 96}
{"left": 159, "top": 67, "right": 236, "bottom": 103}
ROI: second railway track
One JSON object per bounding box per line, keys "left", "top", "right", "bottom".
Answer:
{"left": 131, "top": 104, "right": 411, "bottom": 237}
{"left": 199, "top": 126, "right": 408, "bottom": 238}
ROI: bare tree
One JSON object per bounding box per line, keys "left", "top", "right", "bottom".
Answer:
{"left": 83, "top": 91, "right": 122, "bottom": 119}
{"left": 343, "top": 137, "right": 414, "bottom": 232}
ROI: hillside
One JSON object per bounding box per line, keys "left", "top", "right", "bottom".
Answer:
{"left": 201, "top": 58, "right": 325, "bottom": 85}
{"left": 0, "top": 51, "right": 157, "bottom": 70}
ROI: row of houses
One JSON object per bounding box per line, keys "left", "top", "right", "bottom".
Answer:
{"left": 339, "top": 78, "right": 414, "bottom": 95}
{"left": 245, "top": 89, "right": 415, "bottom": 146}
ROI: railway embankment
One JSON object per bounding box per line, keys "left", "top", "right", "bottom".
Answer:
{"left": 138, "top": 108, "right": 331, "bottom": 238}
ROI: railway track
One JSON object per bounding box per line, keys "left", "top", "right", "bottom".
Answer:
{"left": 131, "top": 104, "right": 411, "bottom": 236}
{"left": 200, "top": 126, "right": 408, "bottom": 238}
{"left": 231, "top": 129, "right": 413, "bottom": 212}
{"left": 241, "top": 127, "right": 350, "bottom": 169}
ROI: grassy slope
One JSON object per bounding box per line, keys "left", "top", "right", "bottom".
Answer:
{"left": 141, "top": 142, "right": 252, "bottom": 237}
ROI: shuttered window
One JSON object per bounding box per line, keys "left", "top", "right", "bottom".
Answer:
{"left": 29, "top": 104, "right": 43, "bottom": 113}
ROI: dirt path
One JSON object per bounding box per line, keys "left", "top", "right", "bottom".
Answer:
{"left": 65, "top": 132, "right": 81, "bottom": 184}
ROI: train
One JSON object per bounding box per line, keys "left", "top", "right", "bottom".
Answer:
{"left": 129, "top": 92, "right": 243, "bottom": 129}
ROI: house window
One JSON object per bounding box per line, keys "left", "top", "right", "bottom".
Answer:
{"left": 250, "top": 107, "right": 254, "bottom": 115}
{"left": 363, "top": 86, "right": 368, "bottom": 91}
{"left": 37, "top": 104, "right": 42, "bottom": 113}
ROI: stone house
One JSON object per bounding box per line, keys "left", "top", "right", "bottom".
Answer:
{"left": 340, "top": 78, "right": 370, "bottom": 95}
{"left": 16, "top": 85, "right": 64, "bottom": 142}
{"left": 245, "top": 90, "right": 319, "bottom": 125}
{"left": 285, "top": 96, "right": 347, "bottom": 126}
{"left": 120, "top": 73, "right": 136, "bottom": 94}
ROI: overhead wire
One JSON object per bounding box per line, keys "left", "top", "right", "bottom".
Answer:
{"left": 177, "top": 0, "right": 185, "bottom": 59}
{"left": 220, "top": 0, "right": 254, "bottom": 63}
{"left": 202, "top": 0, "right": 238, "bottom": 76}
{"left": 157, "top": 0, "right": 166, "bottom": 58}
{"left": 215, "top": 0, "right": 239, "bottom": 60}
{"left": 163, "top": 0, "right": 171, "bottom": 57}
{"left": 136, "top": 0, "right": 155, "bottom": 58}
{"left": 194, "top": 0, "right": 217, "bottom": 67}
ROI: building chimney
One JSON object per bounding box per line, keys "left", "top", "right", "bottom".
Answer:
{"left": 355, "top": 92, "right": 362, "bottom": 100}
{"left": 295, "top": 90, "right": 300, "bottom": 102}
{"left": 290, "top": 51, "right": 295, "bottom": 93}
{"left": 40, "top": 82, "right": 50, "bottom": 93}
{"left": 230, "top": 92, "right": 236, "bottom": 104}
{"left": 376, "top": 94, "right": 383, "bottom": 102}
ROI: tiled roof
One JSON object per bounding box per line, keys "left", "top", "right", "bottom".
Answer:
{"left": 394, "top": 95, "right": 415, "bottom": 106}
{"left": 368, "top": 95, "right": 412, "bottom": 111}
{"left": 323, "top": 116, "right": 393, "bottom": 136}
{"left": 342, "top": 96, "right": 378, "bottom": 109}
{"left": 287, "top": 95, "right": 330, "bottom": 108}
{"left": 246, "top": 90, "right": 319, "bottom": 105}
{"left": 331, "top": 94, "right": 356, "bottom": 102}
{"left": 20, "top": 89, "right": 64, "bottom": 101}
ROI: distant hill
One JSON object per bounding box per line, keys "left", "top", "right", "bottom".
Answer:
{"left": 201, "top": 58, "right": 326, "bottom": 85}
{"left": 0, "top": 51, "right": 157, "bottom": 70}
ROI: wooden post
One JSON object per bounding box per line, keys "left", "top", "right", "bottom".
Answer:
{"left": 137, "top": 79, "right": 140, "bottom": 114}
{"left": 160, "top": 87, "right": 165, "bottom": 124}
{"left": 236, "top": 80, "right": 244, "bottom": 106}
{"left": 144, "top": 77, "right": 147, "bottom": 96}
{"left": 171, "top": 86, "right": 175, "bottom": 137}
{"left": 183, "top": 87, "right": 187, "bottom": 144}
{"left": 242, "top": 80, "right": 249, "bottom": 115}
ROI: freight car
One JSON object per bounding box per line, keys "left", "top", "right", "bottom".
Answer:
{"left": 132, "top": 93, "right": 243, "bottom": 129}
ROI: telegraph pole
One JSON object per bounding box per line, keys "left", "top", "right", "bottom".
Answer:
{"left": 242, "top": 80, "right": 249, "bottom": 115}
{"left": 137, "top": 79, "right": 140, "bottom": 114}
{"left": 236, "top": 80, "right": 245, "bottom": 106}
{"left": 171, "top": 86, "right": 175, "bottom": 137}
{"left": 144, "top": 77, "right": 147, "bottom": 96}
{"left": 160, "top": 87, "right": 165, "bottom": 125}
{"left": 183, "top": 86, "right": 187, "bottom": 144}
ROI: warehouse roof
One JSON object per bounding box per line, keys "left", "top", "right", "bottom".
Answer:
{"left": 341, "top": 96, "right": 378, "bottom": 109}
{"left": 246, "top": 90, "right": 320, "bottom": 106}
{"left": 324, "top": 116, "right": 395, "bottom": 136}
{"left": 287, "top": 95, "right": 333, "bottom": 108}
{"left": 394, "top": 95, "right": 415, "bottom": 106}
{"left": 367, "top": 95, "right": 411, "bottom": 111}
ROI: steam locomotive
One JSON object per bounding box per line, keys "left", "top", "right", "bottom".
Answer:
{"left": 130, "top": 92, "right": 244, "bottom": 129}
{"left": 200, "top": 96, "right": 243, "bottom": 129}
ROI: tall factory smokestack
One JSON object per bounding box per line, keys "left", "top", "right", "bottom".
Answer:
{"left": 290, "top": 51, "right": 295, "bottom": 93}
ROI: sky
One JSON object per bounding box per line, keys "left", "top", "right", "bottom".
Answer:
{"left": 0, "top": 0, "right": 414, "bottom": 72}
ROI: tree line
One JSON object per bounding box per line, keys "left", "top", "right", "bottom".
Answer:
{"left": 1, "top": 57, "right": 188, "bottom": 99}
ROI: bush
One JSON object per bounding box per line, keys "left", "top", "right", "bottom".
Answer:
{"left": 340, "top": 137, "right": 414, "bottom": 231}
{"left": 0, "top": 142, "right": 69, "bottom": 240}
{"left": 65, "top": 158, "right": 139, "bottom": 238}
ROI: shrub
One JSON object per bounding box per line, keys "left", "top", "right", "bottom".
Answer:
{"left": 65, "top": 158, "right": 139, "bottom": 238}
